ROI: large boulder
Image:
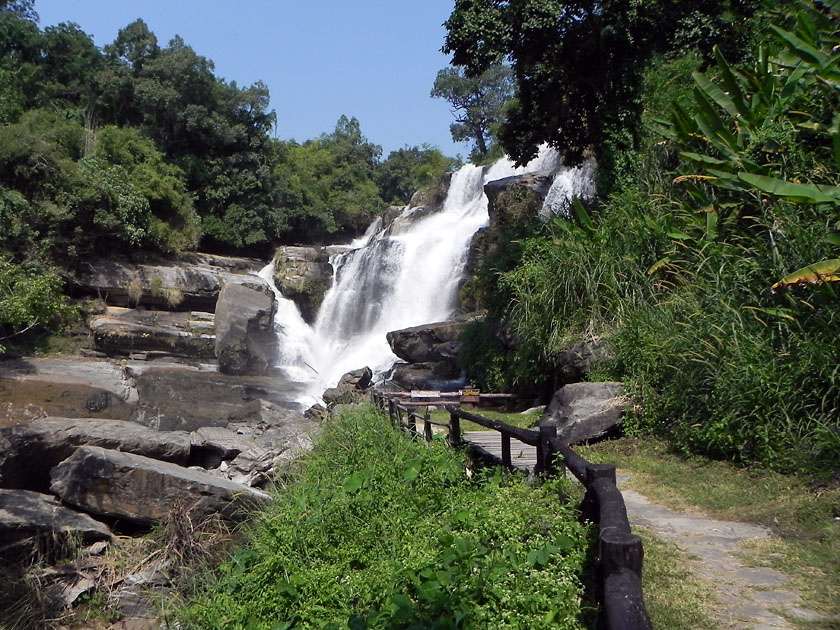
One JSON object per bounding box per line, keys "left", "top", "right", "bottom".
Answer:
{"left": 386, "top": 320, "right": 469, "bottom": 364}
{"left": 540, "top": 382, "right": 628, "bottom": 444}
{"left": 0, "top": 417, "right": 191, "bottom": 492}
{"left": 214, "top": 283, "right": 277, "bottom": 375}
{"left": 0, "top": 358, "right": 137, "bottom": 425}
{"left": 322, "top": 367, "right": 373, "bottom": 406}
{"left": 72, "top": 257, "right": 270, "bottom": 312}
{"left": 50, "top": 446, "right": 270, "bottom": 525}
{"left": 90, "top": 307, "right": 215, "bottom": 359}
{"left": 0, "top": 489, "right": 111, "bottom": 552}
{"left": 272, "top": 247, "right": 332, "bottom": 323}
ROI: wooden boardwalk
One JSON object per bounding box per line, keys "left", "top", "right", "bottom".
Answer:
{"left": 463, "top": 430, "right": 538, "bottom": 472}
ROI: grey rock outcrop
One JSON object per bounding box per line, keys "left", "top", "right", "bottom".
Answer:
{"left": 73, "top": 256, "right": 270, "bottom": 312}
{"left": 0, "top": 489, "right": 111, "bottom": 551}
{"left": 90, "top": 307, "right": 215, "bottom": 359}
{"left": 214, "top": 283, "right": 277, "bottom": 376}
{"left": 129, "top": 365, "right": 300, "bottom": 432}
{"left": 322, "top": 367, "right": 373, "bottom": 406}
{"left": 50, "top": 446, "right": 270, "bottom": 525}
{"left": 0, "top": 417, "right": 191, "bottom": 491}
{"left": 540, "top": 382, "right": 628, "bottom": 444}
{"left": 386, "top": 320, "right": 469, "bottom": 364}
{"left": 272, "top": 247, "right": 332, "bottom": 323}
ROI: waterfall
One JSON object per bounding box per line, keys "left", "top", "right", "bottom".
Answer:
{"left": 261, "top": 147, "right": 593, "bottom": 408}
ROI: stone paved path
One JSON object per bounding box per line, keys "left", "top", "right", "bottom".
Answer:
{"left": 617, "top": 472, "right": 823, "bottom": 629}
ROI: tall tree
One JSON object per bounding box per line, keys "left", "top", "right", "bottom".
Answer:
{"left": 443, "top": 0, "right": 762, "bottom": 176}
{"left": 431, "top": 64, "right": 512, "bottom": 159}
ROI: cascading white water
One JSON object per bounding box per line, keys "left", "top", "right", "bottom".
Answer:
{"left": 261, "top": 147, "right": 592, "bottom": 408}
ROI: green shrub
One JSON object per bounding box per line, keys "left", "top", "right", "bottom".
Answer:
{"left": 179, "top": 407, "right": 590, "bottom": 629}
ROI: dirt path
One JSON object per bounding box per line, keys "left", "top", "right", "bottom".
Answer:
{"left": 616, "top": 472, "right": 822, "bottom": 629}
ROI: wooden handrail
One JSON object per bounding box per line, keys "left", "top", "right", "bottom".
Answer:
{"left": 444, "top": 405, "right": 540, "bottom": 446}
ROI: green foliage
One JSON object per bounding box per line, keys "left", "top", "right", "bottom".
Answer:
{"left": 0, "top": 259, "right": 77, "bottom": 354}
{"left": 443, "top": 0, "right": 765, "bottom": 184}
{"left": 376, "top": 145, "right": 458, "bottom": 205}
{"left": 461, "top": 3, "right": 840, "bottom": 472}
{"left": 179, "top": 407, "right": 590, "bottom": 629}
{"left": 270, "top": 116, "right": 385, "bottom": 242}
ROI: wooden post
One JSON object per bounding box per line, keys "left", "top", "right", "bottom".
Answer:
{"left": 388, "top": 399, "right": 396, "bottom": 424}
{"left": 599, "top": 531, "right": 644, "bottom": 579}
{"left": 501, "top": 433, "right": 511, "bottom": 468}
{"left": 449, "top": 411, "right": 461, "bottom": 446}
{"left": 537, "top": 424, "right": 558, "bottom": 475}
{"left": 424, "top": 416, "right": 433, "bottom": 442}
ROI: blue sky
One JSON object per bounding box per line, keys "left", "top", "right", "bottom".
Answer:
{"left": 33, "top": 0, "right": 462, "bottom": 158}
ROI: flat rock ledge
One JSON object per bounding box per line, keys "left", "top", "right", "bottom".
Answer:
{"left": 0, "top": 417, "right": 191, "bottom": 492}
{"left": 50, "top": 446, "right": 270, "bottom": 526}
{"left": 0, "top": 488, "right": 112, "bottom": 551}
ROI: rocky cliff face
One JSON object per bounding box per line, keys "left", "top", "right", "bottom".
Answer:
{"left": 272, "top": 246, "right": 333, "bottom": 324}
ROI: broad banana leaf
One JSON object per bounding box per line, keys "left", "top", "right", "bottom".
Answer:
{"left": 737, "top": 172, "right": 840, "bottom": 204}
{"left": 772, "top": 259, "right": 840, "bottom": 291}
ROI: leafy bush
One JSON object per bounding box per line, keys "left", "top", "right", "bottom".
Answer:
{"left": 179, "top": 407, "right": 590, "bottom": 629}
{"left": 0, "top": 259, "right": 77, "bottom": 354}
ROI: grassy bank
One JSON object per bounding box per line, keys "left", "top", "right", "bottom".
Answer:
{"left": 177, "top": 406, "right": 591, "bottom": 629}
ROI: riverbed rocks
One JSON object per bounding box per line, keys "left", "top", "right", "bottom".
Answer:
{"left": 0, "top": 489, "right": 112, "bottom": 550}
{"left": 50, "top": 446, "right": 270, "bottom": 525}
{"left": 272, "top": 246, "right": 332, "bottom": 323}
{"left": 214, "top": 283, "right": 277, "bottom": 376}
{"left": 91, "top": 307, "right": 215, "bottom": 359}
{"left": 540, "top": 382, "right": 628, "bottom": 444}
{"left": 0, "top": 417, "right": 191, "bottom": 491}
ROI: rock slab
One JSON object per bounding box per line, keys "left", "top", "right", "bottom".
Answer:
{"left": 0, "top": 488, "right": 111, "bottom": 548}
{"left": 541, "top": 382, "right": 627, "bottom": 444}
{"left": 0, "top": 417, "right": 191, "bottom": 492}
{"left": 50, "top": 446, "right": 270, "bottom": 525}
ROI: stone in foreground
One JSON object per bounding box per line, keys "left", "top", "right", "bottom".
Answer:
{"left": 50, "top": 446, "right": 270, "bottom": 525}
{"left": 541, "top": 382, "right": 627, "bottom": 444}
{"left": 0, "top": 488, "right": 111, "bottom": 549}
{"left": 0, "top": 417, "right": 192, "bottom": 491}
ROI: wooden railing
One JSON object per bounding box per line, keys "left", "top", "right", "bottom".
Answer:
{"left": 371, "top": 391, "right": 652, "bottom": 630}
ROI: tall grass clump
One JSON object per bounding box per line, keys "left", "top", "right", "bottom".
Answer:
{"left": 178, "top": 407, "right": 590, "bottom": 629}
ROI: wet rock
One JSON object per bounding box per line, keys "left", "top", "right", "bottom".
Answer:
{"left": 50, "top": 446, "right": 270, "bottom": 525}
{"left": 540, "top": 382, "right": 628, "bottom": 444}
{"left": 90, "top": 307, "right": 215, "bottom": 359}
{"left": 0, "top": 358, "right": 137, "bottom": 426}
{"left": 322, "top": 367, "right": 373, "bottom": 406}
{"left": 390, "top": 362, "right": 462, "bottom": 391}
{"left": 215, "top": 283, "right": 277, "bottom": 376}
{"left": 272, "top": 247, "right": 332, "bottom": 323}
{"left": 0, "top": 489, "right": 111, "bottom": 551}
{"left": 0, "top": 417, "right": 191, "bottom": 491}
